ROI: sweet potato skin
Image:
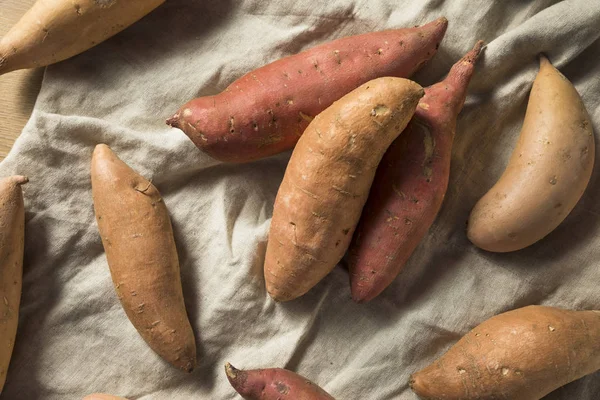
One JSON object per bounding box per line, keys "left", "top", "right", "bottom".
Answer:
{"left": 410, "top": 305, "right": 600, "bottom": 400}
{"left": 83, "top": 394, "right": 129, "bottom": 400}
{"left": 0, "top": 176, "right": 27, "bottom": 392}
{"left": 167, "top": 17, "right": 447, "bottom": 163}
{"left": 467, "top": 55, "right": 595, "bottom": 252}
{"left": 0, "top": 0, "right": 165, "bottom": 75}
{"left": 264, "top": 77, "right": 424, "bottom": 301}
{"left": 91, "top": 144, "right": 196, "bottom": 372}
{"left": 225, "top": 363, "right": 335, "bottom": 400}
{"left": 349, "top": 41, "right": 484, "bottom": 303}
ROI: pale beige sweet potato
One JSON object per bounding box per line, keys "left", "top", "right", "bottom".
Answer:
{"left": 0, "top": 176, "right": 28, "bottom": 392}
{"left": 91, "top": 144, "right": 196, "bottom": 372}
{"left": 410, "top": 305, "right": 600, "bottom": 400}
{"left": 0, "top": 0, "right": 165, "bottom": 75}
{"left": 264, "top": 77, "right": 424, "bottom": 301}
{"left": 225, "top": 363, "right": 335, "bottom": 400}
{"left": 467, "top": 55, "right": 595, "bottom": 252}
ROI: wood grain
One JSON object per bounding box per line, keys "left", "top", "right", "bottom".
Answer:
{"left": 0, "top": 0, "right": 42, "bottom": 161}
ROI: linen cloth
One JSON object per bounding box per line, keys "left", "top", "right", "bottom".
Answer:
{"left": 1, "top": 0, "right": 600, "bottom": 398}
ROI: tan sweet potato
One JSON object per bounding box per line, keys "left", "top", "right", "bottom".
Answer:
{"left": 0, "top": 0, "right": 165, "bottom": 75}
{"left": 348, "top": 41, "right": 484, "bottom": 303}
{"left": 410, "top": 306, "right": 600, "bottom": 400}
{"left": 91, "top": 144, "right": 196, "bottom": 372}
{"left": 225, "top": 363, "right": 335, "bottom": 400}
{"left": 264, "top": 77, "right": 424, "bottom": 301}
{"left": 83, "top": 394, "right": 129, "bottom": 400}
{"left": 467, "top": 55, "right": 595, "bottom": 252}
{"left": 0, "top": 176, "right": 28, "bottom": 392}
{"left": 167, "top": 17, "right": 447, "bottom": 163}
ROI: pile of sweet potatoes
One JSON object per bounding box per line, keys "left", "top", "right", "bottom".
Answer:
{"left": 1, "top": 4, "right": 599, "bottom": 399}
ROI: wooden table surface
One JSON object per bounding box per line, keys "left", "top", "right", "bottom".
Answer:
{"left": 0, "top": 0, "right": 42, "bottom": 161}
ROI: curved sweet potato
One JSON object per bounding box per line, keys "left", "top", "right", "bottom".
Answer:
{"left": 225, "top": 363, "right": 334, "bottom": 400}
{"left": 167, "top": 17, "right": 447, "bottom": 163}
{"left": 264, "top": 77, "right": 424, "bottom": 301}
{"left": 91, "top": 144, "right": 196, "bottom": 372}
{"left": 348, "top": 41, "right": 484, "bottom": 303}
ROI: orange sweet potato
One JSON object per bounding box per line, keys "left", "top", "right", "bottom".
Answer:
{"left": 167, "top": 17, "right": 447, "bottom": 163}
{"left": 348, "top": 41, "right": 484, "bottom": 303}
{"left": 0, "top": 0, "right": 164, "bottom": 75}
{"left": 410, "top": 306, "right": 600, "bottom": 400}
{"left": 91, "top": 144, "right": 196, "bottom": 372}
{"left": 0, "top": 176, "right": 27, "bottom": 392}
{"left": 83, "top": 394, "right": 129, "bottom": 400}
{"left": 264, "top": 77, "right": 424, "bottom": 301}
{"left": 225, "top": 363, "right": 334, "bottom": 400}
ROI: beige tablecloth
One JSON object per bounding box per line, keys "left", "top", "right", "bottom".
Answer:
{"left": 1, "top": 0, "right": 600, "bottom": 398}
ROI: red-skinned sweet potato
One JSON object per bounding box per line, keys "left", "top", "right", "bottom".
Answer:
{"left": 167, "top": 17, "right": 448, "bottom": 163}
{"left": 225, "top": 363, "right": 335, "bottom": 400}
{"left": 410, "top": 305, "right": 600, "bottom": 400}
{"left": 348, "top": 41, "right": 484, "bottom": 303}
{"left": 264, "top": 77, "right": 424, "bottom": 302}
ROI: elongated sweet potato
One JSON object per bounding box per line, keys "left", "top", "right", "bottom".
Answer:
{"left": 264, "top": 77, "right": 424, "bottom": 301}
{"left": 167, "top": 17, "right": 447, "bottom": 163}
{"left": 225, "top": 363, "right": 335, "bottom": 400}
{"left": 83, "top": 394, "right": 128, "bottom": 400}
{"left": 467, "top": 55, "right": 595, "bottom": 252}
{"left": 0, "top": 0, "right": 165, "bottom": 75}
{"left": 91, "top": 144, "right": 196, "bottom": 372}
{"left": 410, "top": 305, "right": 600, "bottom": 400}
{"left": 348, "top": 41, "right": 484, "bottom": 303}
{"left": 0, "top": 176, "right": 28, "bottom": 392}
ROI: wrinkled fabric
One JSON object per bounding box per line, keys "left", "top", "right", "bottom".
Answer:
{"left": 1, "top": 0, "right": 600, "bottom": 398}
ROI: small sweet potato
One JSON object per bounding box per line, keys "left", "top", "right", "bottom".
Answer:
{"left": 264, "top": 77, "right": 424, "bottom": 301}
{"left": 0, "top": 176, "right": 28, "bottom": 392}
{"left": 83, "top": 394, "right": 129, "bottom": 400}
{"left": 410, "top": 305, "right": 600, "bottom": 400}
{"left": 0, "top": 0, "right": 165, "bottom": 75}
{"left": 91, "top": 144, "right": 196, "bottom": 372}
{"left": 225, "top": 363, "right": 334, "bottom": 400}
{"left": 348, "top": 41, "right": 484, "bottom": 302}
{"left": 167, "top": 17, "right": 447, "bottom": 163}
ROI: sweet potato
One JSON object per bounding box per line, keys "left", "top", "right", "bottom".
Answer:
{"left": 348, "top": 41, "right": 484, "bottom": 303}
{"left": 264, "top": 77, "right": 424, "bottom": 301}
{"left": 225, "top": 363, "right": 335, "bottom": 400}
{"left": 0, "top": 176, "right": 27, "bottom": 392}
{"left": 0, "top": 0, "right": 165, "bottom": 75}
{"left": 91, "top": 144, "right": 196, "bottom": 372}
{"left": 167, "top": 17, "right": 448, "bottom": 163}
{"left": 467, "top": 55, "right": 595, "bottom": 252}
{"left": 83, "top": 395, "right": 128, "bottom": 400}
{"left": 410, "top": 305, "right": 600, "bottom": 400}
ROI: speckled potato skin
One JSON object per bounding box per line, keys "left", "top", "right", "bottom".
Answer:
{"left": 0, "top": 176, "right": 27, "bottom": 393}
{"left": 0, "top": 0, "right": 165, "bottom": 75}
{"left": 349, "top": 41, "right": 484, "bottom": 303}
{"left": 264, "top": 77, "right": 424, "bottom": 302}
{"left": 83, "top": 394, "right": 129, "bottom": 400}
{"left": 467, "top": 56, "right": 595, "bottom": 252}
{"left": 167, "top": 18, "right": 447, "bottom": 163}
{"left": 225, "top": 363, "right": 335, "bottom": 400}
{"left": 410, "top": 306, "right": 600, "bottom": 400}
{"left": 91, "top": 144, "right": 196, "bottom": 372}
